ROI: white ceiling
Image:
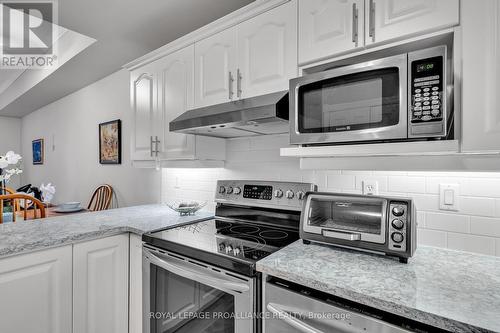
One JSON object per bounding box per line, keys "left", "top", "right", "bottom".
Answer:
{"left": 0, "top": 0, "right": 254, "bottom": 117}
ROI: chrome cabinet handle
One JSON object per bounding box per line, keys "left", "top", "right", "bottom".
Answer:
{"left": 228, "top": 71, "right": 234, "bottom": 100}
{"left": 352, "top": 3, "right": 359, "bottom": 46}
{"left": 237, "top": 69, "right": 242, "bottom": 99}
{"left": 155, "top": 136, "right": 160, "bottom": 157}
{"left": 144, "top": 249, "right": 250, "bottom": 294}
{"left": 267, "top": 303, "right": 324, "bottom": 333}
{"left": 369, "top": 0, "right": 376, "bottom": 42}
{"left": 150, "top": 136, "right": 154, "bottom": 157}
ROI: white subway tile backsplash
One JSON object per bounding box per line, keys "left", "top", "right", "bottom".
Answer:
{"left": 388, "top": 176, "right": 426, "bottom": 193}
{"left": 326, "top": 174, "right": 356, "bottom": 190}
{"left": 459, "top": 197, "right": 496, "bottom": 217}
{"left": 161, "top": 134, "right": 500, "bottom": 257}
{"left": 470, "top": 217, "right": 500, "bottom": 237}
{"left": 417, "top": 229, "right": 447, "bottom": 248}
{"left": 425, "top": 212, "right": 469, "bottom": 233}
{"left": 447, "top": 233, "right": 496, "bottom": 256}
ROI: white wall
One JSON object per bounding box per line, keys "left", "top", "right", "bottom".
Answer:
{"left": 0, "top": 116, "right": 22, "bottom": 188}
{"left": 21, "top": 69, "right": 160, "bottom": 207}
{"left": 162, "top": 134, "right": 500, "bottom": 257}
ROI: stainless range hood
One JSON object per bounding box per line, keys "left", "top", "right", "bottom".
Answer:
{"left": 170, "top": 91, "right": 289, "bottom": 138}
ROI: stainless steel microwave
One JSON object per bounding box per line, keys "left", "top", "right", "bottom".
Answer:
{"left": 300, "top": 192, "right": 416, "bottom": 263}
{"left": 290, "top": 46, "right": 453, "bottom": 145}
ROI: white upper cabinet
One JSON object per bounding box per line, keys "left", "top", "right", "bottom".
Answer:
{"left": 194, "top": 27, "right": 238, "bottom": 107}
{"left": 237, "top": 0, "right": 297, "bottom": 98}
{"left": 73, "top": 235, "right": 129, "bottom": 333}
{"left": 157, "top": 45, "right": 197, "bottom": 160}
{"left": 461, "top": 0, "right": 500, "bottom": 153}
{"left": 299, "top": 0, "right": 364, "bottom": 64}
{"left": 365, "top": 0, "right": 459, "bottom": 45}
{"left": 0, "top": 246, "right": 72, "bottom": 333}
{"left": 131, "top": 62, "right": 157, "bottom": 161}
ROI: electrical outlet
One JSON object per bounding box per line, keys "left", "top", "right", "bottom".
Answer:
{"left": 362, "top": 180, "right": 379, "bottom": 195}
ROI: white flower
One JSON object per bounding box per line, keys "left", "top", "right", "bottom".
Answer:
{"left": 40, "top": 183, "right": 56, "bottom": 203}
{"left": 5, "top": 151, "right": 21, "bottom": 165}
{"left": 0, "top": 156, "right": 8, "bottom": 169}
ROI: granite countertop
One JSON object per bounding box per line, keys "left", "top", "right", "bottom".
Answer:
{"left": 257, "top": 241, "right": 500, "bottom": 333}
{"left": 0, "top": 204, "right": 213, "bottom": 258}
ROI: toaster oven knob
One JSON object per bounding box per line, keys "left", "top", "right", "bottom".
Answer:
{"left": 391, "top": 219, "right": 404, "bottom": 230}
{"left": 233, "top": 187, "right": 241, "bottom": 195}
{"left": 392, "top": 206, "right": 405, "bottom": 217}
{"left": 285, "top": 190, "right": 294, "bottom": 199}
{"left": 219, "top": 186, "right": 226, "bottom": 194}
{"left": 226, "top": 186, "right": 233, "bottom": 194}
{"left": 391, "top": 232, "right": 404, "bottom": 243}
{"left": 274, "top": 189, "right": 283, "bottom": 198}
{"left": 297, "top": 191, "right": 306, "bottom": 200}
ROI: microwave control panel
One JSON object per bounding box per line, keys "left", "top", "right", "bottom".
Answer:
{"left": 408, "top": 45, "right": 448, "bottom": 138}
{"left": 410, "top": 56, "right": 444, "bottom": 123}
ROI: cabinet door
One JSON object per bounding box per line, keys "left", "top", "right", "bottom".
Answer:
{"left": 461, "top": 0, "right": 500, "bottom": 152}
{"left": 157, "top": 45, "right": 196, "bottom": 160}
{"left": 194, "top": 27, "right": 237, "bottom": 107}
{"left": 131, "top": 63, "right": 157, "bottom": 161}
{"left": 299, "top": 0, "right": 364, "bottom": 64}
{"left": 129, "top": 234, "right": 143, "bottom": 333}
{"left": 73, "top": 234, "right": 129, "bottom": 333}
{"left": 365, "top": 0, "right": 459, "bottom": 45}
{"left": 0, "top": 246, "right": 72, "bottom": 333}
{"left": 237, "top": 0, "right": 297, "bottom": 99}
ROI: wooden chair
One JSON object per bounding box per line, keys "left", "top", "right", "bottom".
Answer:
{"left": 87, "top": 184, "right": 113, "bottom": 211}
{"left": 0, "top": 194, "right": 46, "bottom": 224}
{"left": 0, "top": 187, "right": 20, "bottom": 214}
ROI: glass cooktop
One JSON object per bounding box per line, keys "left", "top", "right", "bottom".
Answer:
{"left": 145, "top": 219, "right": 299, "bottom": 263}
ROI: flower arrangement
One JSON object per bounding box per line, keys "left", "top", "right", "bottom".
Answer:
{"left": 0, "top": 151, "right": 23, "bottom": 185}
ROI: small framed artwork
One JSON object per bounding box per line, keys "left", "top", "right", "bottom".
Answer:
{"left": 99, "top": 119, "right": 122, "bottom": 164}
{"left": 32, "top": 139, "right": 44, "bottom": 165}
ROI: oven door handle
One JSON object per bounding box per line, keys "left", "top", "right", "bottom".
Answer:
{"left": 267, "top": 303, "right": 363, "bottom": 333}
{"left": 144, "top": 249, "right": 250, "bottom": 294}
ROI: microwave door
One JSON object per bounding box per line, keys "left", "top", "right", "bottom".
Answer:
{"left": 290, "top": 54, "right": 408, "bottom": 145}
{"left": 303, "top": 194, "right": 387, "bottom": 244}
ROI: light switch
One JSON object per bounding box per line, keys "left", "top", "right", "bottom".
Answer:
{"left": 439, "top": 184, "right": 459, "bottom": 211}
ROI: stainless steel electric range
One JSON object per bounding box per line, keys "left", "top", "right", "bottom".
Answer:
{"left": 142, "top": 180, "right": 316, "bottom": 333}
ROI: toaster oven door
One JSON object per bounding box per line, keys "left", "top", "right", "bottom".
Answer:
{"left": 303, "top": 194, "right": 387, "bottom": 244}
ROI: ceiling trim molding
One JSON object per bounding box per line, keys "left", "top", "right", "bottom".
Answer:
{"left": 122, "top": 0, "right": 290, "bottom": 71}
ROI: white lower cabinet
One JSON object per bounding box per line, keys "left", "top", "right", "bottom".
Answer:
{"left": 73, "top": 234, "right": 129, "bottom": 333}
{"left": 129, "top": 234, "right": 143, "bottom": 333}
{"left": 0, "top": 246, "right": 73, "bottom": 333}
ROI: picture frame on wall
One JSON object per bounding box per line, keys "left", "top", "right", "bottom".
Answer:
{"left": 99, "top": 119, "right": 122, "bottom": 164}
{"left": 32, "top": 139, "right": 44, "bottom": 165}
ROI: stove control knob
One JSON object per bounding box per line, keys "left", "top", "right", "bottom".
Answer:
{"left": 218, "top": 243, "right": 226, "bottom": 251}
{"left": 226, "top": 186, "right": 233, "bottom": 194}
{"left": 392, "top": 206, "right": 405, "bottom": 217}
{"left": 391, "top": 232, "right": 404, "bottom": 243}
{"left": 219, "top": 186, "right": 226, "bottom": 194}
{"left": 233, "top": 187, "right": 241, "bottom": 195}
{"left": 297, "top": 191, "right": 305, "bottom": 200}
{"left": 391, "top": 219, "right": 404, "bottom": 230}
{"left": 274, "top": 189, "right": 283, "bottom": 198}
{"left": 226, "top": 245, "right": 233, "bottom": 253}
{"left": 234, "top": 247, "right": 241, "bottom": 255}
{"left": 285, "top": 190, "right": 294, "bottom": 199}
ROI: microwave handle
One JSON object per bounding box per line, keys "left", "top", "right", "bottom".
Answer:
{"left": 322, "top": 229, "right": 361, "bottom": 241}
{"left": 352, "top": 3, "right": 359, "bottom": 46}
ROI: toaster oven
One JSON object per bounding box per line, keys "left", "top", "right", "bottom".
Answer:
{"left": 300, "top": 192, "right": 416, "bottom": 263}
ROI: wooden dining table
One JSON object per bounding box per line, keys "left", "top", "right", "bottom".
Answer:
{"left": 16, "top": 206, "right": 89, "bottom": 220}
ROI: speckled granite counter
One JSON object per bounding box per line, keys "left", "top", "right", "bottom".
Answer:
{"left": 257, "top": 241, "right": 500, "bottom": 333}
{"left": 0, "top": 204, "right": 212, "bottom": 258}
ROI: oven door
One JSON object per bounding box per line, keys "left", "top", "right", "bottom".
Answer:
{"left": 143, "top": 246, "right": 255, "bottom": 333}
{"left": 302, "top": 194, "right": 387, "bottom": 244}
{"left": 290, "top": 54, "right": 408, "bottom": 145}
